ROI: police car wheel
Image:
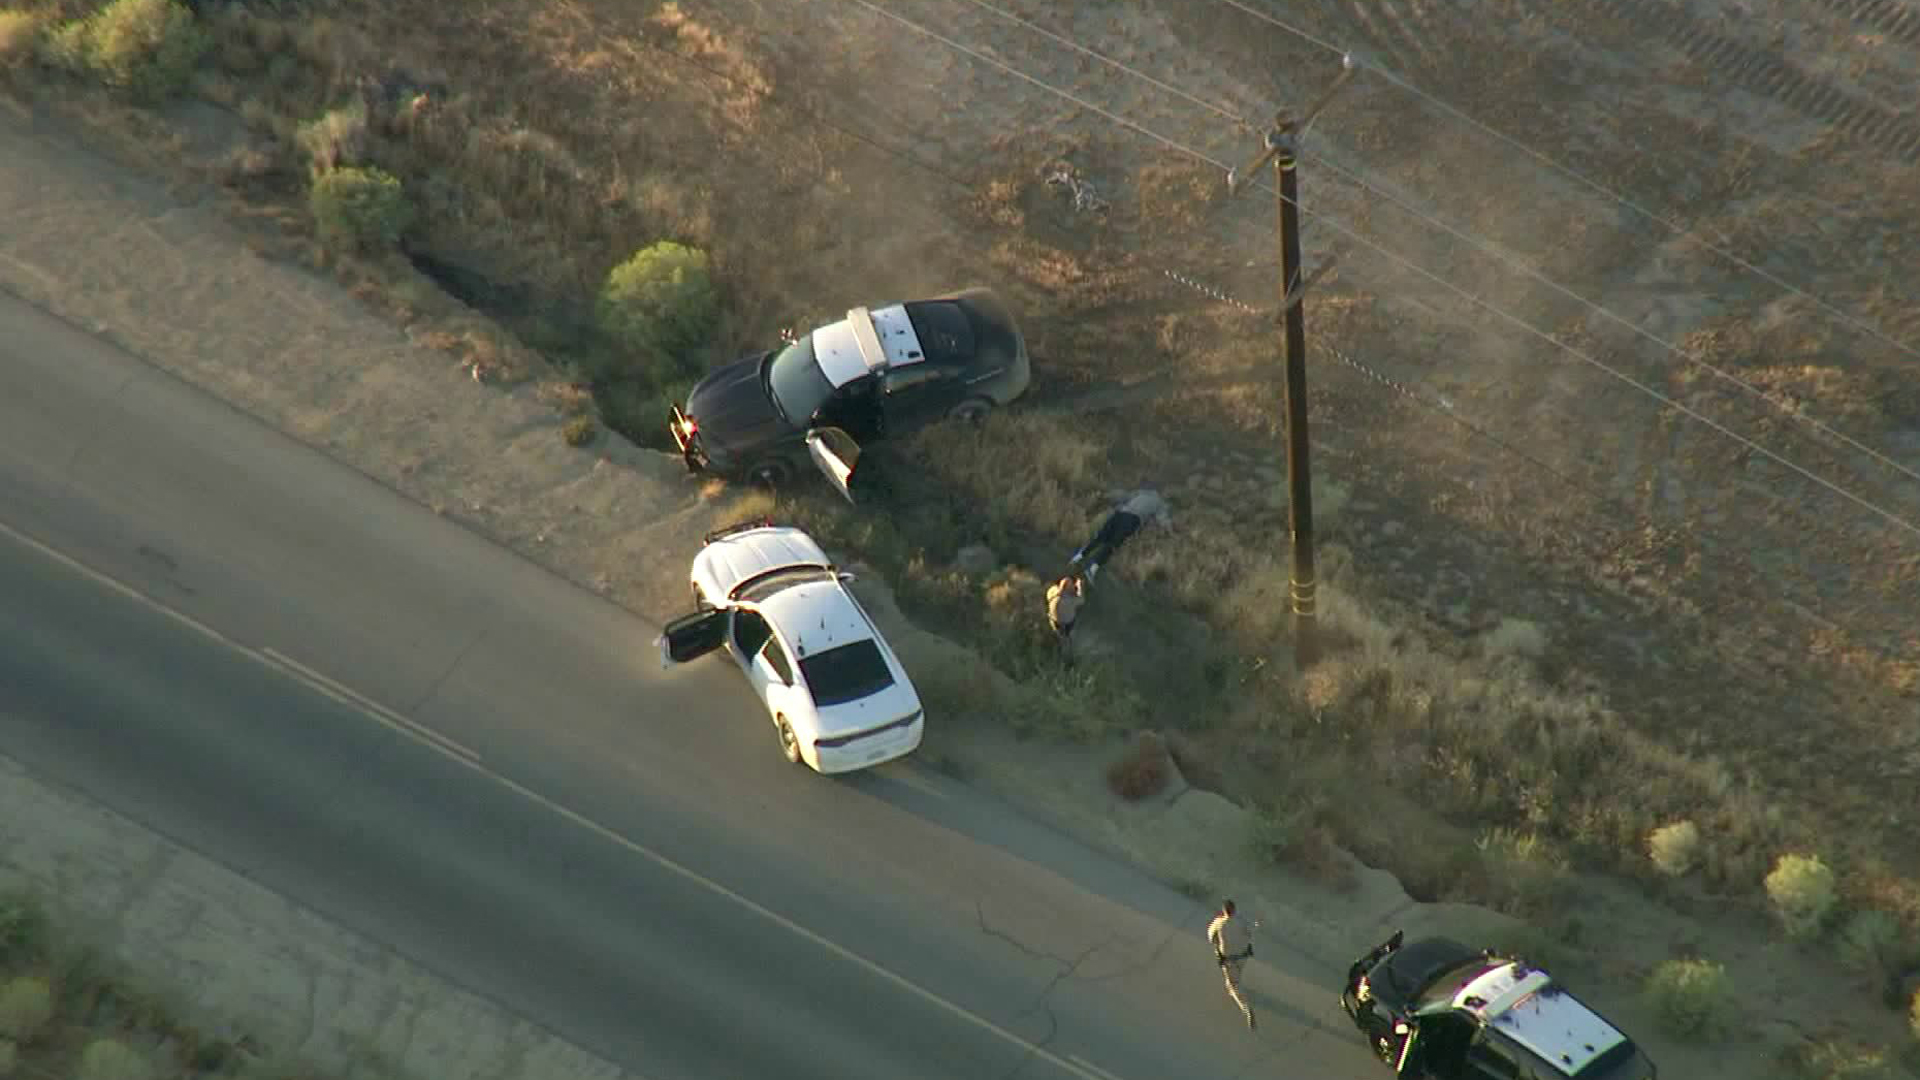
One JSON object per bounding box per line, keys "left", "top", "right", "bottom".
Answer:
{"left": 948, "top": 396, "right": 994, "bottom": 424}
{"left": 747, "top": 457, "right": 794, "bottom": 488}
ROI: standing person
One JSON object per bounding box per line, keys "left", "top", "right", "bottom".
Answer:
{"left": 1206, "top": 899, "right": 1258, "bottom": 1030}
{"left": 1070, "top": 488, "right": 1170, "bottom": 583}
{"left": 1045, "top": 574, "right": 1083, "bottom": 660}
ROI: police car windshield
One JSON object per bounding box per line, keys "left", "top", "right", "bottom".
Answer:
{"left": 799, "top": 640, "right": 894, "bottom": 707}
{"left": 766, "top": 337, "right": 834, "bottom": 426}
{"left": 1416, "top": 958, "right": 1506, "bottom": 1010}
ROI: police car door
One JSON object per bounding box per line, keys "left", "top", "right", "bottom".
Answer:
{"left": 656, "top": 608, "right": 727, "bottom": 667}
{"left": 880, "top": 363, "right": 959, "bottom": 434}
{"left": 805, "top": 426, "right": 863, "bottom": 505}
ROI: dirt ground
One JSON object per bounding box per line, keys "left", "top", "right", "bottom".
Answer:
{"left": 5, "top": 0, "right": 1920, "bottom": 1074}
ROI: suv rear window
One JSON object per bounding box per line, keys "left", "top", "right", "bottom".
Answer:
{"left": 799, "top": 640, "right": 894, "bottom": 706}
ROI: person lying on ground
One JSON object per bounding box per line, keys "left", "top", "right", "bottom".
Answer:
{"left": 1069, "top": 488, "right": 1171, "bottom": 582}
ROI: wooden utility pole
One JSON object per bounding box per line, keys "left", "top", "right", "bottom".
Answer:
{"left": 1225, "top": 58, "right": 1356, "bottom": 670}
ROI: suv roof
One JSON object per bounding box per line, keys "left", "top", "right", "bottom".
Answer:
{"left": 1453, "top": 963, "right": 1628, "bottom": 1077}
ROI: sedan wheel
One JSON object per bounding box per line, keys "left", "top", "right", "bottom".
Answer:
{"left": 948, "top": 396, "right": 994, "bottom": 424}
{"left": 776, "top": 716, "right": 803, "bottom": 765}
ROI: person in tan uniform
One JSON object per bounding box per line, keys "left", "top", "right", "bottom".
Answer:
{"left": 1045, "top": 574, "right": 1083, "bottom": 660}
{"left": 1206, "top": 898, "right": 1258, "bottom": 1030}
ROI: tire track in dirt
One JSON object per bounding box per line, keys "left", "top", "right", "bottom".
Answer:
{"left": 1578, "top": 0, "right": 1920, "bottom": 163}
{"left": 1808, "top": 0, "right": 1920, "bottom": 45}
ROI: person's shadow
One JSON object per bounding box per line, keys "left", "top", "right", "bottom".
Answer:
{"left": 1242, "top": 985, "right": 1346, "bottom": 1041}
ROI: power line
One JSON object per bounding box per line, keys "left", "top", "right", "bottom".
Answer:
{"left": 955, "top": 0, "right": 1251, "bottom": 128}
{"left": 1161, "top": 270, "right": 1652, "bottom": 512}
{"left": 571, "top": 4, "right": 979, "bottom": 194}
{"left": 1204, "top": 0, "right": 1920, "bottom": 366}
{"left": 1302, "top": 148, "right": 1920, "bottom": 488}
{"left": 959, "top": 0, "right": 1920, "bottom": 488}
{"left": 839, "top": 0, "right": 1920, "bottom": 544}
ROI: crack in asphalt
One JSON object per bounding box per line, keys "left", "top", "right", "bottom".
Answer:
{"left": 975, "top": 899, "right": 1057, "bottom": 965}
{"left": 1076, "top": 921, "right": 1184, "bottom": 984}
{"left": 408, "top": 618, "right": 494, "bottom": 714}
{"left": 976, "top": 900, "right": 1128, "bottom": 1080}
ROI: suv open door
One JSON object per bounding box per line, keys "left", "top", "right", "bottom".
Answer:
{"left": 657, "top": 608, "right": 727, "bottom": 667}
{"left": 805, "top": 427, "right": 863, "bottom": 505}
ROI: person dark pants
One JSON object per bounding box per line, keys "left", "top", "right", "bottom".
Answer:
{"left": 1072, "top": 510, "right": 1143, "bottom": 572}
{"left": 1049, "top": 617, "right": 1076, "bottom": 663}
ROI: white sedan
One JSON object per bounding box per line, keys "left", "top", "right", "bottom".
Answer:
{"left": 656, "top": 520, "right": 925, "bottom": 774}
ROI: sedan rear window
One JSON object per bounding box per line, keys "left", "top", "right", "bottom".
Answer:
{"left": 799, "top": 640, "right": 894, "bottom": 706}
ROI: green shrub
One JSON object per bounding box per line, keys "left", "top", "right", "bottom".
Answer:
{"left": 1493, "top": 922, "right": 1585, "bottom": 980}
{"left": 1642, "top": 957, "right": 1732, "bottom": 1040}
{"left": 309, "top": 167, "right": 413, "bottom": 250}
{"left": 1646, "top": 819, "right": 1701, "bottom": 877}
{"left": 0, "top": 895, "right": 47, "bottom": 967}
{"left": 37, "top": 18, "right": 89, "bottom": 72}
{"left": 296, "top": 100, "right": 369, "bottom": 174}
{"left": 0, "top": 977, "right": 53, "bottom": 1044}
{"left": 1765, "top": 853, "right": 1838, "bottom": 940}
{"left": 1476, "top": 828, "right": 1571, "bottom": 917}
{"left": 78, "top": 1038, "right": 151, "bottom": 1080}
{"left": 0, "top": 1037, "right": 16, "bottom": 1078}
{"left": 595, "top": 241, "right": 719, "bottom": 376}
{"left": 56, "top": 0, "right": 208, "bottom": 102}
{"left": 1246, "top": 805, "right": 1311, "bottom": 866}
{"left": 593, "top": 374, "right": 696, "bottom": 449}
{"left": 0, "top": 10, "right": 44, "bottom": 67}
{"left": 561, "top": 415, "right": 597, "bottom": 447}
{"left": 1910, "top": 985, "right": 1919, "bottom": 1041}
{"left": 189, "top": 1036, "right": 235, "bottom": 1072}
{"left": 1837, "top": 909, "right": 1904, "bottom": 981}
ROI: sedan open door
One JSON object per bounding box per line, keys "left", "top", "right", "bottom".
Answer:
{"left": 657, "top": 608, "right": 728, "bottom": 668}
{"left": 805, "top": 427, "right": 863, "bottom": 505}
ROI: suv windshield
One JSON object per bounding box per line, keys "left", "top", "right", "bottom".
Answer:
{"left": 799, "top": 640, "right": 895, "bottom": 707}
{"left": 766, "top": 336, "right": 834, "bottom": 426}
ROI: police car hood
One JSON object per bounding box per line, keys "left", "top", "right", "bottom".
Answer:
{"left": 1367, "top": 937, "right": 1482, "bottom": 1014}
{"left": 683, "top": 353, "right": 790, "bottom": 452}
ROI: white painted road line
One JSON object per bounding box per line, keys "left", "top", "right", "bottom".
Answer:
{"left": 1, "top": 516, "right": 1134, "bottom": 1080}
{"left": 258, "top": 647, "right": 481, "bottom": 765}
{"left": 0, "top": 517, "right": 482, "bottom": 767}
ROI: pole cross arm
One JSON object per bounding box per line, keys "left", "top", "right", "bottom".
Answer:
{"left": 1277, "top": 256, "right": 1339, "bottom": 317}
{"left": 1223, "top": 56, "right": 1358, "bottom": 198}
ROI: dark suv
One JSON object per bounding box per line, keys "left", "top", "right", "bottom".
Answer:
{"left": 1341, "top": 932, "right": 1657, "bottom": 1080}
{"left": 666, "top": 287, "right": 1030, "bottom": 500}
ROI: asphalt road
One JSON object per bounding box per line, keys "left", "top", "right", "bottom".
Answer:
{"left": 0, "top": 292, "right": 1369, "bottom": 1080}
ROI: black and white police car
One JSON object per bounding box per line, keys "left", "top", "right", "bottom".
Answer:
{"left": 656, "top": 520, "right": 924, "bottom": 774}
{"left": 1341, "top": 931, "right": 1658, "bottom": 1080}
{"left": 666, "top": 288, "right": 1030, "bottom": 501}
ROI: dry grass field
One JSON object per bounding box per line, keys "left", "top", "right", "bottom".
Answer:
{"left": 6, "top": 0, "right": 1920, "bottom": 1071}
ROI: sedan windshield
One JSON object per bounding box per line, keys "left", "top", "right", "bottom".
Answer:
{"left": 799, "top": 640, "right": 895, "bottom": 707}
{"left": 766, "top": 336, "right": 834, "bottom": 426}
